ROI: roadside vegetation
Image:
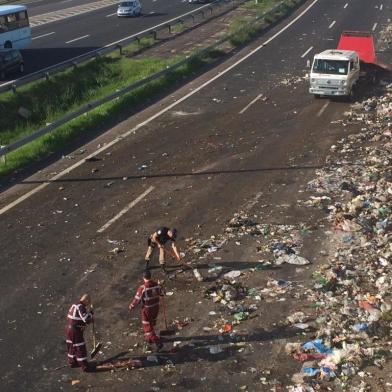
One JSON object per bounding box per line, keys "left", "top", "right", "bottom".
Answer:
{"left": 0, "top": 0, "right": 303, "bottom": 179}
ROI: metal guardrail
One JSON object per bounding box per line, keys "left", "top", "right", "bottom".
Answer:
{"left": 0, "top": 0, "right": 241, "bottom": 94}
{"left": 0, "top": 0, "right": 296, "bottom": 159}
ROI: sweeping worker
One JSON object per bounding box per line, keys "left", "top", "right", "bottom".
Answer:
{"left": 144, "top": 227, "right": 180, "bottom": 273}
{"left": 129, "top": 270, "right": 164, "bottom": 352}
{"left": 65, "top": 294, "right": 94, "bottom": 372}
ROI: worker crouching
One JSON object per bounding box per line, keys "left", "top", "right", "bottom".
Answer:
{"left": 65, "top": 294, "right": 94, "bottom": 372}
{"left": 129, "top": 270, "right": 164, "bottom": 352}
{"left": 144, "top": 227, "right": 180, "bottom": 273}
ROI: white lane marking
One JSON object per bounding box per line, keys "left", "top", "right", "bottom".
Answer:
{"left": 343, "top": 3, "right": 348, "bottom": 8}
{"left": 61, "top": 0, "right": 74, "bottom": 3}
{"left": 372, "top": 22, "right": 378, "bottom": 31}
{"left": 380, "top": 4, "right": 383, "bottom": 11}
{"left": 106, "top": 12, "right": 117, "bottom": 17}
{"left": 97, "top": 186, "right": 155, "bottom": 233}
{"left": 301, "top": 46, "right": 313, "bottom": 58}
{"left": 0, "top": 0, "right": 319, "bottom": 216}
{"left": 239, "top": 93, "right": 263, "bottom": 114}
{"left": 328, "top": 20, "right": 336, "bottom": 29}
{"left": 32, "top": 31, "right": 55, "bottom": 40}
{"left": 316, "top": 101, "right": 329, "bottom": 117}
{"left": 66, "top": 35, "right": 90, "bottom": 44}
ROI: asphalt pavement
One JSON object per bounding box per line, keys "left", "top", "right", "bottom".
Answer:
{"left": 0, "top": 0, "right": 390, "bottom": 390}
{"left": 2, "top": 0, "right": 207, "bottom": 78}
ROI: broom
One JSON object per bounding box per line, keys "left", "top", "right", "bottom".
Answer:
{"left": 164, "top": 248, "right": 203, "bottom": 282}
{"left": 159, "top": 295, "right": 176, "bottom": 336}
{"left": 90, "top": 306, "right": 102, "bottom": 358}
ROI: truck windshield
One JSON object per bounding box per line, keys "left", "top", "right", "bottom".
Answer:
{"left": 312, "top": 59, "right": 349, "bottom": 75}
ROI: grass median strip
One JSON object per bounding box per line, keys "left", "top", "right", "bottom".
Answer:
{"left": 0, "top": 0, "right": 303, "bottom": 179}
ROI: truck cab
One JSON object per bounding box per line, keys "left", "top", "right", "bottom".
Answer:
{"left": 309, "top": 50, "right": 360, "bottom": 97}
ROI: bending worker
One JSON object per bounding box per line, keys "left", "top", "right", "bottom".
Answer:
{"left": 65, "top": 294, "right": 94, "bottom": 372}
{"left": 144, "top": 227, "right": 180, "bottom": 273}
{"left": 129, "top": 270, "right": 164, "bottom": 352}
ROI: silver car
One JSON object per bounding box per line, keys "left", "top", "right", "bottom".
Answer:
{"left": 117, "top": 0, "right": 141, "bottom": 17}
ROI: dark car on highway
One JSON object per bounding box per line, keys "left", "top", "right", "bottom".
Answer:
{"left": 0, "top": 49, "right": 24, "bottom": 79}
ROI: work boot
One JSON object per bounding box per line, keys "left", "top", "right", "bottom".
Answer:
{"left": 155, "top": 341, "right": 163, "bottom": 352}
{"left": 144, "top": 260, "right": 150, "bottom": 270}
{"left": 161, "top": 264, "right": 167, "bottom": 274}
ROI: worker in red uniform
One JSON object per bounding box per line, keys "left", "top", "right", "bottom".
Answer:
{"left": 129, "top": 270, "right": 164, "bottom": 352}
{"left": 65, "top": 294, "right": 94, "bottom": 371}
{"left": 144, "top": 227, "right": 180, "bottom": 273}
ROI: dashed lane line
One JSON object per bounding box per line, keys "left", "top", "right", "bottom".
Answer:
{"left": 239, "top": 93, "right": 263, "bottom": 114}
{"left": 65, "top": 35, "right": 90, "bottom": 44}
{"left": 301, "top": 46, "right": 313, "bottom": 58}
{"left": 316, "top": 101, "right": 329, "bottom": 117}
{"left": 328, "top": 20, "right": 336, "bottom": 29}
{"left": 97, "top": 186, "right": 155, "bottom": 233}
{"left": 344, "top": 3, "right": 348, "bottom": 8}
{"left": 32, "top": 32, "right": 55, "bottom": 40}
{"left": 380, "top": 4, "right": 383, "bottom": 11}
{"left": 106, "top": 12, "right": 117, "bottom": 17}
{"left": 0, "top": 0, "right": 319, "bottom": 217}
{"left": 372, "top": 22, "right": 378, "bottom": 31}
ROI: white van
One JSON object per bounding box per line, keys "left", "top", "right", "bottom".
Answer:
{"left": 117, "top": 0, "right": 141, "bottom": 17}
{"left": 309, "top": 50, "right": 360, "bottom": 98}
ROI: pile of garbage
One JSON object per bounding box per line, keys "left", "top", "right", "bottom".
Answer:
{"left": 287, "top": 92, "right": 392, "bottom": 391}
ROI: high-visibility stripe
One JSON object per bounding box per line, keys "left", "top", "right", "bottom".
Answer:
{"left": 68, "top": 353, "right": 75, "bottom": 358}
{"left": 66, "top": 340, "right": 73, "bottom": 344}
{"left": 142, "top": 320, "right": 150, "bottom": 324}
{"left": 67, "top": 314, "right": 82, "bottom": 321}
{"left": 144, "top": 303, "right": 159, "bottom": 308}
{"left": 73, "top": 342, "right": 86, "bottom": 347}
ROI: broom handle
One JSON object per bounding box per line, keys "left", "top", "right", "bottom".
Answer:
{"left": 163, "top": 247, "right": 193, "bottom": 271}
{"left": 91, "top": 306, "right": 96, "bottom": 347}
{"left": 161, "top": 296, "right": 168, "bottom": 330}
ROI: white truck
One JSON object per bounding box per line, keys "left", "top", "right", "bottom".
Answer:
{"left": 309, "top": 31, "right": 376, "bottom": 98}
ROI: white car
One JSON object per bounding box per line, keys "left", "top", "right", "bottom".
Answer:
{"left": 117, "top": 0, "right": 141, "bottom": 17}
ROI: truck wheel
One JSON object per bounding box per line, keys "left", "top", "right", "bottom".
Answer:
{"left": 4, "top": 41, "right": 12, "bottom": 49}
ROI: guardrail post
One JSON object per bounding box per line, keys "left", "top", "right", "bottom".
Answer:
{"left": 191, "top": 15, "right": 195, "bottom": 23}
{"left": 11, "top": 84, "right": 16, "bottom": 94}
{"left": 136, "top": 36, "right": 140, "bottom": 45}
{"left": 116, "top": 44, "right": 123, "bottom": 55}
{"left": 45, "top": 72, "right": 50, "bottom": 81}
{"left": 168, "top": 24, "right": 172, "bottom": 34}
{"left": 151, "top": 30, "right": 157, "bottom": 40}
{"left": 72, "top": 61, "right": 77, "bottom": 69}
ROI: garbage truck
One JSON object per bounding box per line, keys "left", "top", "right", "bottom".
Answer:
{"left": 309, "top": 31, "right": 377, "bottom": 98}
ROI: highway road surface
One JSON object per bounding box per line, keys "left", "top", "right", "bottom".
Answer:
{"left": 0, "top": 0, "right": 390, "bottom": 390}
{"left": 2, "top": 0, "right": 211, "bottom": 79}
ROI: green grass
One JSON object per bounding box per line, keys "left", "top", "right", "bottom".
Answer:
{"left": 0, "top": 52, "right": 214, "bottom": 177}
{"left": 0, "top": 0, "right": 302, "bottom": 178}
{"left": 227, "top": 0, "right": 302, "bottom": 46}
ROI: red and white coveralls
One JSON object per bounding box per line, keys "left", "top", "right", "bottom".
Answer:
{"left": 65, "top": 301, "right": 93, "bottom": 370}
{"left": 130, "top": 279, "right": 163, "bottom": 344}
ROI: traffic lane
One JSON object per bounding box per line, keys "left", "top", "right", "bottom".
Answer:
{"left": 26, "top": 0, "right": 114, "bottom": 17}
{"left": 28, "top": 0, "right": 199, "bottom": 49}
{"left": 21, "top": 0, "right": 198, "bottom": 73}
